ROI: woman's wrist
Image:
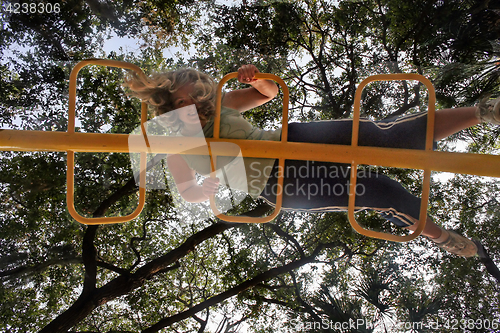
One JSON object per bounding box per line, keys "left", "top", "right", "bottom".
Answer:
{"left": 249, "top": 79, "right": 278, "bottom": 99}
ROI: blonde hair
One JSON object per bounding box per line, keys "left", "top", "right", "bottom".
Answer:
{"left": 123, "top": 68, "right": 216, "bottom": 131}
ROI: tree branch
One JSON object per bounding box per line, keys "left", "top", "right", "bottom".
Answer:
{"left": 41, "top": 221, "right": 234, "bottom": 333}
{"left": 265, "top": 223, "right": 305, "bottom": 258}
{"left": 143, "top": 241, "right": 347, "bottom": 333}
{"left": 0, "top": 257, "right": 83, "bottom": 279}
{"left": 129, "top": 219, "right": 149, "bottom": 271}
{"left": 0, "top": 257, "right": 141, "bottom": 280}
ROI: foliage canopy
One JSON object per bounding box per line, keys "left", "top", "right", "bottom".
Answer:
{"left": 1, "top": 0, "right": 499, "bottom": 332}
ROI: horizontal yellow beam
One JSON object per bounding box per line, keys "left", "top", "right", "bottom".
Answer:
{"left": 1, "top": 130, "right": 132, "bottom": 152}
{"left": 1, "top": 129, "right": 499, "bottom": 178}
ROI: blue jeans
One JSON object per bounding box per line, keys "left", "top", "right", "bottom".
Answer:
{"left": 259, "top": 112, "right": 434, "bottom": 227}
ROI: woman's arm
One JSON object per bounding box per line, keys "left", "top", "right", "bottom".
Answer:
{"left": 166, "top": 154, "right": 219, "bottom": 203}
{"left": 222, "top": 64, "right": 279, "bottom": 113}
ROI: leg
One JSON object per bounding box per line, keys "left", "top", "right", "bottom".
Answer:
{"left": 261, "top": 160, "right": 429, "bottom": 229}
{"left": 262, "top": 120, "right": 479, "bottom": 257}
{"left": 287, "top": 106, "right": 483, "bottom": 148}
{"left": 433, "top": 107, "right": 480, "bottom": 141}
{"left": 285, "top": 112, "right": 433, "bottom": 150}
{"left": 406, "top": 216, "right": 477, "bottom": 257}
{"left": 434, "top": 97, "right": 500, "bottom": 140}
{"left": 406, "top": 216, "right": 443, "bottom": 238}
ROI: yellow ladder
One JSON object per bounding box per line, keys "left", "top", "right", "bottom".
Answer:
{"left": 1, "top": 59, "right": 499, "bottom": 242}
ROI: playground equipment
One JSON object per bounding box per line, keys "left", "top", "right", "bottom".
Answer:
{"left": 1, "top": 59, "right": 499, "bottom": 242}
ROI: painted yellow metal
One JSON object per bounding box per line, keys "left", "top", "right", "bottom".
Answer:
{"left": 348, "top": 74, "right": 435, "bottom": 242}
{"left": 67, "top": 59, "right": 149, "bottom": 225}
{"left": 2, "top": 133, "right": 498, "bottom": 176}
{"left": 1, "top": 59, "right": 499, "bottom": 240}
{"left": 209, "top": 72, "right": 289, "bottom": 223}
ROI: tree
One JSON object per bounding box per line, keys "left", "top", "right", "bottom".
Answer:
{"left": 1, "top": 0, "right": 500, "bottom": 332}
{"left": 209, "top": 0, "right": 500, "bottom": 120}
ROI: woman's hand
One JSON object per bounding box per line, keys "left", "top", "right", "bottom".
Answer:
{"left": 222, "top": 64, "right": 278, "bottom": 113}
{"left": 237, "top": 64, "right": 260, "bottom": 84}
{"left": 201, "top": 177, "right": 220, "bottom": 197}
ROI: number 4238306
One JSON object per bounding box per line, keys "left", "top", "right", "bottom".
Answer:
{"left": 4, "top": 2, "right": 61, "bottom": 14}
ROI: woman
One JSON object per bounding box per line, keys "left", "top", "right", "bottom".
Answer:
{"left": 124, "top": 64, "right": 500, "bottom": 257}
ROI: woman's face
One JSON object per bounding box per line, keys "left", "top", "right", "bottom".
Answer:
{"left": 171, "top": 83, "right": 201, "bottom": 125}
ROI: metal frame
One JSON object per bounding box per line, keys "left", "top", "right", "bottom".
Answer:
{"left": 208, "top": 72, "right": 289, "bottom": 223}
{"left": 348, "top": 74, "right": 435, "bottom": 242}
{"left": 1, "top": 59, "right": 499, "bottom": 241}
{"left": 65, "top": 60, "right": 149, "bottom": 224}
